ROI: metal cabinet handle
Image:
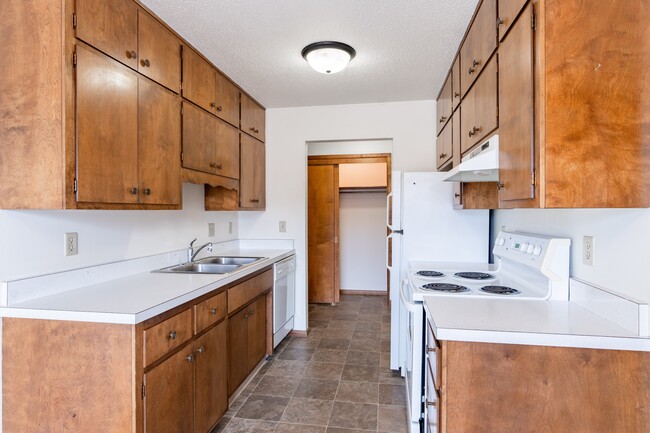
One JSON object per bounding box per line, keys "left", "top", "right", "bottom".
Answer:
{"left": 197, "top": 346, "right": 205, "bottom": 354}
{"left": 143, "top": 188, "right": 151, "bottom": 196}
{"left": 216, "top": 106, "right": 223, "bottom": 112}
{"left": 468, "top": 59, "right": 480, "bottom": 74}
{"left": 169, "top": 331, "right": 177, "bottom": 340}
{"left": 216, "top": 164, "right": 223, "bottom": 170}
{"left": 439, "top": 116, "right": 447, "bottom": 124}
{"left": 129, "top": 187, "right": 138, "bottom": 195}
{"left": 140, "top": 59, "right": 151, "bottom": 67}
{"left": 454, "top": 193, "right": 461, "bottom": 198}
{"left": 497, "top": 17, "right": 504, "bottom": 28}
{"left": 186, "top": 353, "right": 194, "bottom": 363}
{"left": 439, "top": 153, "right": 448, "bottom": 159}
{"left": 454, "top": 92, "right": 460, "bottom": 98}
{"left": 210, "top": 307, "right": 218, "bottom": 315}
{"left": 249, "top": 127, "right": 259, "bottom": 134}
{"left": 210, "top": 101, "right": 216, "bottom": 108}
{"left": 468, "top": 126, "right": 481, "bottom": 137}
{"left": 250, "top": 199, "right": 260, "bottom": 203}
{"left": 126, "top": 50, "right": 137, "bottom": 59}
{"left": 497, "top": 183, "right": 505, "bottom": 190}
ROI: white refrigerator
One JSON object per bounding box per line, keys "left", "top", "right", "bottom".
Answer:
{"left": 387, "top": 171, "right": 489, "bottom": 370}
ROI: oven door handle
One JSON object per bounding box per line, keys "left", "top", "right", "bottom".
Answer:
{"left": 399, "top": 279, "right": 419, "bottom": 313}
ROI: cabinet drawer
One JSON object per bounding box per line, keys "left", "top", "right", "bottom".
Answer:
{"left": 194, "top": 291, "right": 227, "bottom": 334}
{"left": 228, "top": 269, "right": 273, "bottom": 314}
{"left": 426, "top": 321, "right": 441, "bottom": 391}
{"left": 143, "top": 308, "right": 192, "bottom": 366}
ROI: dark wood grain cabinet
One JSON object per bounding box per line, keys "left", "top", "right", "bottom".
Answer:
{"left": 459, "top": 0, "right": 497, "bottom": 97}
{"left": 137, "top": 10, "right": 181, "bottom": 92}
{"left": 241, "top": 94, "right": 266, "bottom": 142}
{"left": 459, "top": 56, "right": 498, "bottom": 155}
{"left": 239, "top": 134, "right": 266, "bottom": 209}
{"left": 436, "top": 72, "right": 453, "bottom": 136}
{"left": 497, "top": 0, "right": 529, "bottom": 41}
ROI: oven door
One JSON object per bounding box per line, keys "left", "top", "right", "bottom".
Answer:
{"left": 399, "top": 278, "right": 425, "bottom": 432}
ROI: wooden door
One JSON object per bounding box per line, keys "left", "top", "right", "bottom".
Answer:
{"left": 138, "top": 78, "right": 182, "bottom": 205}
{"left": 182, "top": 47, "right": 216, "bottom": 113}
{"left": 498, "top": 4, "right": 535, "bottom": 202}
{"left": 248, "top": 296, "right": 267, "bottom": 371}
{"left": 215, "top": 72, "right": 240, "bottom": 127}
{"left": 471, "top": 56, "right": 498, "bottom": 145}
{"left": 459, "top": 0, "right": 497, "bottom": 96}
{"left": 436, "top": 123, "right": 453, "bottom": 169}
{"left": 451, "top": 56, "right": 461, "bottom": 111}
{"left": 240, "top": 135, "right": 266, "bottom": 209}
{"left": 308, "top": 164, "right": 339, "bottom": 304}
{"left": 138, "top": 10, "right": 181, "bottom": 93}
{"left": 144, "top": 345, "right": 194, "bottom": 433}
{"left": 241, "top": 94, "right": 265, "bottom": 142}
{"left": 194, "top": 322, "right": 227, "bottom": 433}
{"left": 436, "top": 73, "right": 453, "bottom": 135}
{"left": 214, "top": 119, "right": 240, "bottom": 179}
{"left": 227, "top": 307, "right": 249, "bottom": 396}
{"left": 182, "top": 102, "right": 218, "bottom": 174}
{"left": 498, "top": 0, "right": 529, "bottom": 41}
{"left": 76, "top": 44, "right": 139, "bottom": 204}
{"left": 76, "top": 0, "right": 138, "bottom": 69}
{"left": 459, "top": 89, "right": 475, "bottom": 155}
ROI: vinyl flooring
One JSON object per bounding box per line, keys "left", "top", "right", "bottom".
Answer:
{"left": 212, "top": 294, "right": 409, "bottom": 433}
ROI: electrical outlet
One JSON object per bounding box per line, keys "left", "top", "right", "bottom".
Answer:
{"left": 208, "top": 223, "right": 215, "bottom": 237}
{"left": 228, "top": 221, "right": 233, "bottom": 234}
{"left": 583, "top": 236, "right": 594, "bottom": 266}
{"left": 279, "top": 221, "right": 287, "bottom": 233}
{"left": 64, "top": 232, "right": 78, "bottom": 256}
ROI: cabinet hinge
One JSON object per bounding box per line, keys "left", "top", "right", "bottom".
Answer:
{"left": 142, "top": 383, "right": 146, "bottom": 399}
{"left": 73, "top": 52, "right": 77, "bottom": 66}
{"left": 72, "top": 13, "right": 77, "bottom": 29}
{"left": 531, "top": 10, "right": 536, "bottom": 30}
{"left": 531, "top": 171, "right": 536, "bottom": 185}
{"left": 73, "top": 178, "right": 78, "bottom": 193}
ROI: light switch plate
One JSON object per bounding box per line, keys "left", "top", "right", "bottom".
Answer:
{"left": 279, "top": 221, "right": 287, "bottom": 233}
{"left": 208, "top": 223, "right": 215, "bottom": 237}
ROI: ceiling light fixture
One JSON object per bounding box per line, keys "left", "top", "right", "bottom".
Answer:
{"left": 301, "top": 41, "right": 356, "bottom": 74}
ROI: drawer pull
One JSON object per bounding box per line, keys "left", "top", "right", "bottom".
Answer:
{"left": 197, "top": 346, "right": 205, "bottom": 354}
{"left": 439, "top": 116, "right": 447, "bottom": 124}
{"left": 439, "top": 153, "right": 448, "bottom": 159}
{"left": 126, "top": 50, "right": 137, "bottom": 59}
{"left": 143, "top": 188, "right": 151, "bottom": 196}
{"left": 250, "top": 199, "right": 260, "bottom": 203}
{"left": 186, "top": 353, "right": 194, "bottom": 363}
{"left": 210, "top": 307, "right": 218, "bottom": 315}
{"left": 454, "top": 92, "right": 460, "bottom": 98}
{"left": 129, "top": 187, "right": 138, "bottom": 195}
{"left": 210, "top": 101, "right": 216, "bottom": 108}
{"left": 141, "top": 59, "right": 151, "bottom": 67}
{"left": 216, "top": 105, "right": 223, "bottom": 112}
{"left": 426, "top": 399, "right": 437, "bottom": 408}
{"left": 169, "top": 331, "right": 177, "bottom": 340}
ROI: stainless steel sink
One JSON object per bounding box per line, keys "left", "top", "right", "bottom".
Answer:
{"left": 154, "top": 256, "right": 266, "bottom": 274}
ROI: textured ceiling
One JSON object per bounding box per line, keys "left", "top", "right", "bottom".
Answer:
{"left": 139, "top": 0, "right": 480, "bottom": 108}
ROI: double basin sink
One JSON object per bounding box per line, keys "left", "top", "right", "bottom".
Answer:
{"left": 155, "top": 256, "right": 266, "bottom": 275}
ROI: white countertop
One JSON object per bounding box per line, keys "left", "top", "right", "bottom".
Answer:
{"left": 0, "top": 248, "right": 294, "bottom": 325}
{"left": 423, "top": 295, "right": 650, "bottom": 352}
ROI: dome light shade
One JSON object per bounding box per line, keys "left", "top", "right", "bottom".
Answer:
{"left": 301, "top": 41, "right": 356, "bottom": 74}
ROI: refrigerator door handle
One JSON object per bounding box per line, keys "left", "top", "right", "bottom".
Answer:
{"left": 386, "top": 192, "right": 393, "bottom": 229}
{"left": 386, "top": 233, "right": 394, "bottom": 270}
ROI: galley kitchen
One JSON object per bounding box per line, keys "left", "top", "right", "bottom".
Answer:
{"left": 1, "top": 1, "right": 649, "bottom": 433}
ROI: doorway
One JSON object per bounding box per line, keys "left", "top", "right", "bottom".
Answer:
{"left": 307, "top": 153, "right": 391, "bottom": 304}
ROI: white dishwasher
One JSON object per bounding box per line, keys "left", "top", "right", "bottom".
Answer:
{"left": 273, "top": 254, "right": 296, "bottom": 348}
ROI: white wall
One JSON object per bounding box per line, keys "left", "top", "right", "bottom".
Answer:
{"left": 339, "top": 192, "right": 387, "bottom": 292}
{"left": 238, "top": 100, "right": 437, "bottom": 331}
{"left": 493, "top": 208, "right": 650, "bottom": 304}
{"left": 0, "top": 183, "right": 238, "bottom": 282}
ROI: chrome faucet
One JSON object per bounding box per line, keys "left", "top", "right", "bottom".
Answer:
{"left": 187, "top": 238, "right": 213, "bottom": 262}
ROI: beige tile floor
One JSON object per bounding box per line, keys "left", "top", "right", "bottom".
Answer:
{"left": 212, "top": 294, "right": 408, "bottom": 433}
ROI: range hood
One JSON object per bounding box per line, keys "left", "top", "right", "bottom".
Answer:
{"left": 443, "top": 134, "right": 499, "bottom": 182}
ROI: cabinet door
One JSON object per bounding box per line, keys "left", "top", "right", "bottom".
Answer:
{"left": 195, "top": 322, "right": 227, "bottom": 433}
{"left": 247, "top": 296, "right": 267, "bottom": 372}
{"left": 228, "top": 307, "right": 250, "bottom": 396}
{"left": 498, "top": 0, "right": 529, "bottom": 41}
{"left": 460, "top": 56, "right": 498, "bottom": 153}
{"left": 436, "top": 73, "right": 453, "bottom": 135}
{"left": 452, "top": 56, "right": 461, "bottom": 111}
{"left": 460, "top": 0, "right": 497, "bottom": 96}
{"left": 240, "top": 134, "right": 265, "bottom": 209}
{"left": 459, "top": 89, "right": 475, "bottom": 155}
{"left": 76, "top": 0, "right": 138, "bottom": 69}
{"left": 144, "top": 346, "right": 194, "bottom": 433}
{"left": 498, "top": 4, "right": 535, "bottom": 202}
{"left": 214, "top": 119, "right": 240, "bottom": 179}
{"left": 241, "top": 94, "right": 265, "bottom": 142}
{"left": 138, "top": 10, "right": 181, "bottom": 93}
{"left": 76, "top": 44, "right": 139, "bottom": 204}
{"left": 215, "top": 72, "right": 240, "bottom": 127}
{"left": 138, "top": 78, "right": 182, "bottom": 205}
{"left": 436, "top": 122, "right": 452, "bottom": 169}
{"left": 182, "top": 102, "right": 218, "bottom": 174}
{"left": 182, "top": 47, "right": 216, "bottom": 113}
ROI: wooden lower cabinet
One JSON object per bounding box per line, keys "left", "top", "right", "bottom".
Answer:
{"left": 433, "top": 338, "right": 650, "bottom": 433}
{"left": 194, "top": 322, "right": 228, "bottom": 433}
{"left": 228, "top": 295, "right": 268, "bottom": 396}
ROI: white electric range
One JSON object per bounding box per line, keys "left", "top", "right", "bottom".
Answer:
{"left": 398, "top": 231, "right": 571, "bottom": 433}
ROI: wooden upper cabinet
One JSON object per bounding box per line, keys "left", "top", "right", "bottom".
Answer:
{"left": 240, "top": 134, "right": 266, "bottom": 209}
{"left": 451, "top": 56, "right": 461, "bottom": 111}
{"left": 214, "top": 121, "right": 240, "bottom": 180}
{"left": 241, "top": 94, "right": 265, "bottom": 142}
{"left": 138, "top": 78, "right": 182, "bottom": 206}
{"left": 436, "top": 72, "right": 453, "bottom": 135}
{"left": 215, "top": 72, "right": 240, "bottom": 127}
{"left": 498, "top": 3, "right": 534, "bottom": 204}
{"left": 460, "top": 56, "right": 498, "bottom": 154}
{"left": 436, "top": 122, "right": 453, "bottom": 169}
{"left": 137, "top": 11, "right": 181, "bottom": 93}
{"left": 182, "top": 47, "right": 217, "bottom": 113}
{"left": 76, "top": 44, "right": 139, "bottom": 204}
{"left": 497, "top": 0, "right": 529, "bottom": 41}
{"left": 460, "top": 0, "right": 497, "bottom": 97}
{"left": 76, "top": 0, "right": 138, "bottom": 70}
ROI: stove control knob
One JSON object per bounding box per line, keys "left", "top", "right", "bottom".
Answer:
{"left": 520, "top": 243, "right": 529, "bottom": 252}
{"left": 533, "top": 245, "right": 542, "bottom": 256}
{"left": 497, "top": 237, "right": 505, "bottom": 246}
{"left": 526, "top": 244, "right": 535, "bottom": 254}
